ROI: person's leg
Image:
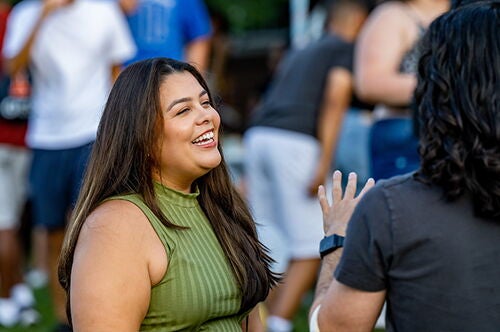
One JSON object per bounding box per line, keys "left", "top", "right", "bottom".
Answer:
{"left": 26, "top": 226, "right": 49, "bottom": 288}
{"left": 0, "top": 230, "right": 23, "bottom": 298}
{"left": 244, "top": 128, "right": 289, "bottom": 276}
{"left": 0, "top": 146, "right": 26, "bottom": 298}
{"left": 49, "top": 142, "right": 92, "bottom": 327}
{"left": 263, "top": 130, "right": 324, "bottom": 332}
{"left": 244, "top": 128, "right": 292, "bottom": 332}
{"left": 29, "top": 148, "right": 73, "bottom": 326}
{"left": 0, "top": 145, "right": 35, "bottom": 327}
{"left": 269, "top": 258, "right": 320, "bottom": 318}
{"left": 47, "top": 229, "right": 66, "bottom": 323}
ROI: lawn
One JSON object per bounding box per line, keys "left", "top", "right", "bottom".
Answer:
{"left": 0, "top": 287, "right": 57, "bottom": 332}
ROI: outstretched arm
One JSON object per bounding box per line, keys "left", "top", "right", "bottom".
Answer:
{"left": 309, "top": 171, "right": 385, "bottom": 331}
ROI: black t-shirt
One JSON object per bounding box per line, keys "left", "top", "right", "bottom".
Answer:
{"left": 249, "top": 34, "right": 354, "bottom": 138}
{"left": 335, "top": 173, "right": 500, "bottom": 331}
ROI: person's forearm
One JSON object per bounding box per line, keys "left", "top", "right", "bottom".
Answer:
{"left": 185, "top": 38, "right": 210, "bottom": 74}
{"left": 5, "top": 6, "right": 50, "bottom": 76}
{"left": 310, "top": 248, "right": 343, "bottom": 318}
{"left": 309, "top": 68, "right": 352, "bottom": 196}
{"left": 317, "top": 103, "right": 347, "bottom": 169}
{"left": 355, "top": 73, "right": 416, "bottom": 107}
{"left": 5, "top": 0, "right": 70, "bottom": 76}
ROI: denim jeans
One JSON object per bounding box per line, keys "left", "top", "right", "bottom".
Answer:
{"left": 335, "top": 109, "right": 372, "bottom": 187}
{"left": 370, "top": 118, "right": 419, "bottom": 180}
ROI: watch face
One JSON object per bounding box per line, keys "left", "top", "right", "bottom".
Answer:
{"left": 319, "top": 234, "right": 344, "bottom": 258}
{"left": 320, "top": 235, "right": 335, "bottom": 252}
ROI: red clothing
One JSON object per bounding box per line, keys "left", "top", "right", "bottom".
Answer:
{"left": 0, "top": 5, "right": 27, "bottom": 147}
{"left": 0, "top": 119, "right": 27, "bottom": 146}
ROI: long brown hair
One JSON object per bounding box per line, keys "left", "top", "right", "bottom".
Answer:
{"left": 58, "top": 58, "right": 279, "bottom": 323}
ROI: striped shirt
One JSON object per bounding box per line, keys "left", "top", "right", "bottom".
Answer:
{"left": 111, "top": 183, "right": 244, "bottom": 331}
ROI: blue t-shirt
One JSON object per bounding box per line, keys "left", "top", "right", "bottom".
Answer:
{"left": 126, "top": 0, "right": 211, "bottom": 64}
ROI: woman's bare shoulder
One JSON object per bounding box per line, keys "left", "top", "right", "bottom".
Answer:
{"left": 368, "top": 1, "right": 413, "bottom": 27}
{"left": 79, "top": 199, "right": 153, "bottom": 249}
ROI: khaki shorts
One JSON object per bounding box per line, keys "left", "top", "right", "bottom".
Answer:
{"left": 0, "top": 145, "right": 30, "bottom": 230}
{"left": 244, "top": 127, "right": 324, "bottom": 274}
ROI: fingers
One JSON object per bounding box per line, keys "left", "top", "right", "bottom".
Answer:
{"left": 357, "top": 177, "right": 375, "bottom": 199}
{"left": 332, "top": 170, "right": 342, "bottom": 205}
{"left": 322, "top": 170, "right": 375, "bottom": 210}
{"left": 343, "top": 172, "right": 358, "bottom": 200}
{"left": 317, "top": 185, "right": 329, "bottom": 215}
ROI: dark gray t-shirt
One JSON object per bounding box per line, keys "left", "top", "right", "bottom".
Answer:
{"left": 249, "top": 34, "right": 353, "bottom": 138}
{"left": 335, "top": 173, "right": 500, "bottom": 331}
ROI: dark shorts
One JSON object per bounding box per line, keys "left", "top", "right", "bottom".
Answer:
{"left": 29, "top": 142, "right": 93, "bottom": 230}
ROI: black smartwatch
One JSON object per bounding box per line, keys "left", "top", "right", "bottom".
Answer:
{"left": 319, "top": 234, "right": 345, "bottom": 259}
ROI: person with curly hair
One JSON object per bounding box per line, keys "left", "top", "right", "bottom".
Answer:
{"left": 310, "top": 1, "right": 500, "bottom": 331}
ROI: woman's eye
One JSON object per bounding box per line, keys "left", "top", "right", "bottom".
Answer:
{"left": 177, "top": 108, "right": 189, "bottom": 115}
{"left": 201, "top": 100, "right": 211, "bottom": 107}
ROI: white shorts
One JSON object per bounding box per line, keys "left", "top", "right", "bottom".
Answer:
{"left": 244, "top": 127, "right": 324, "bottom": 273}
{"left": 0, "top": 145, "right": 30, "bottom": 230}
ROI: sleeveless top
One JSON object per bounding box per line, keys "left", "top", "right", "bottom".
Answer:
{"left": 110, "top": 183, "right": 244, "bottom": 331}
{"left": 399, "top": 6, "right": 427, "bottom": 74}
{"left": 377, "top": 4, "right": 426, "bottom": 115}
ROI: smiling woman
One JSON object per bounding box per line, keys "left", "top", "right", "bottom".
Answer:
{"left": 57, "top": 58, "right": 279, "bottom": 331}
{"left": 155, "top": 72, "right": 222, "bottom": 193}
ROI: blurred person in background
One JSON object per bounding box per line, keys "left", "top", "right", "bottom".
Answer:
{"left": 355, "top": 0, "right": 449, "bottom": 180}
{"left": 0, "top": 0, "right": 38, "bottom": 327}
{"left": 310, "top": 2, "right": 500, "bottom": 330}
{"left": 2, "top": 0, "right": 135, "bottom": 330}
{"left": 119, "top": 0, "right": 212, "bottom": 73}
{"left": 243, "top": 1, "right": 370, "bottom": 330}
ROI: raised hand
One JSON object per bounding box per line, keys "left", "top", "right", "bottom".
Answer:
{"left": 318, "top": 170, "right": 375, "bottom": 237}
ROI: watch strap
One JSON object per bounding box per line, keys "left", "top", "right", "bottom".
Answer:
{"left": 319, "top": 234, "right": 345, "bottom": 259}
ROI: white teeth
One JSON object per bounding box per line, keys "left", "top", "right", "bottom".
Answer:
{"left": 192, "top": 131, "right": 215, "bottom": 144}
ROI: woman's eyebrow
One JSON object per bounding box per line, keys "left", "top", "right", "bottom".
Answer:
{"left": 167, "top": 90, "right": 208, "bottom": 111}
{"left": 167, "top": 97, "right": 191, "bottom": 111}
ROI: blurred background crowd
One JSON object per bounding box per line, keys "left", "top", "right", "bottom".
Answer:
{"left": 0, "top": 0, "right": 451, "bottom": 331}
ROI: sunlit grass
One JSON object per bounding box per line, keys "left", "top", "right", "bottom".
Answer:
{"left": 0, "top": 287, "right": 56, "bottom": 332}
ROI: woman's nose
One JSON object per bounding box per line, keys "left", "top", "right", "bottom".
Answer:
{"left": 195, "top": 106, "right": 211, "bottom": 124}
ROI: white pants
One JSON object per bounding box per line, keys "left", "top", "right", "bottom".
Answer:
{"left": 244, "top": 127, "right": 324, "bottom": 274}
{"left": 0, "top": 144, "right": 30, "bottom": 230}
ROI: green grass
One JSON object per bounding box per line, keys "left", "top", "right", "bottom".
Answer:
{"left": 0, "top": 287, "right": 56, "bottom": 332}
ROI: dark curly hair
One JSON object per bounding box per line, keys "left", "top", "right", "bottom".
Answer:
{"left": 415, "top": 1, "right": 500, "bottom": 220}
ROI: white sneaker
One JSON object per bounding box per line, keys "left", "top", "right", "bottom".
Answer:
{"left": 18, "top": 307, "right": 40, "bottom": 327}
{"left": 11, "top": 283, "right": 35, "bottom": 309}
{"left": 25, "top": 269, "right": 49, "bottom": 289}
{"left": 0, "top": 298, "right": 20, "bottom": 327}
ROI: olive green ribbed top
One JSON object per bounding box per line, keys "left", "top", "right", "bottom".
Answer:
{"left": 110, "top": 183, "right": 244, "bottom": 331}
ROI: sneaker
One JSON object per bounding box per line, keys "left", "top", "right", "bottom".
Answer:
{"left": 0, "top": 298, "right": 19, "bottom": 327}
{"left": 11, "top": 283, "right": 35, "bottom": 309}
{"left": 18, "top": 307, "right": 40, "bottom": 327}
{"left": 25, "top": 269, "right": 49, "bottom": 289}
